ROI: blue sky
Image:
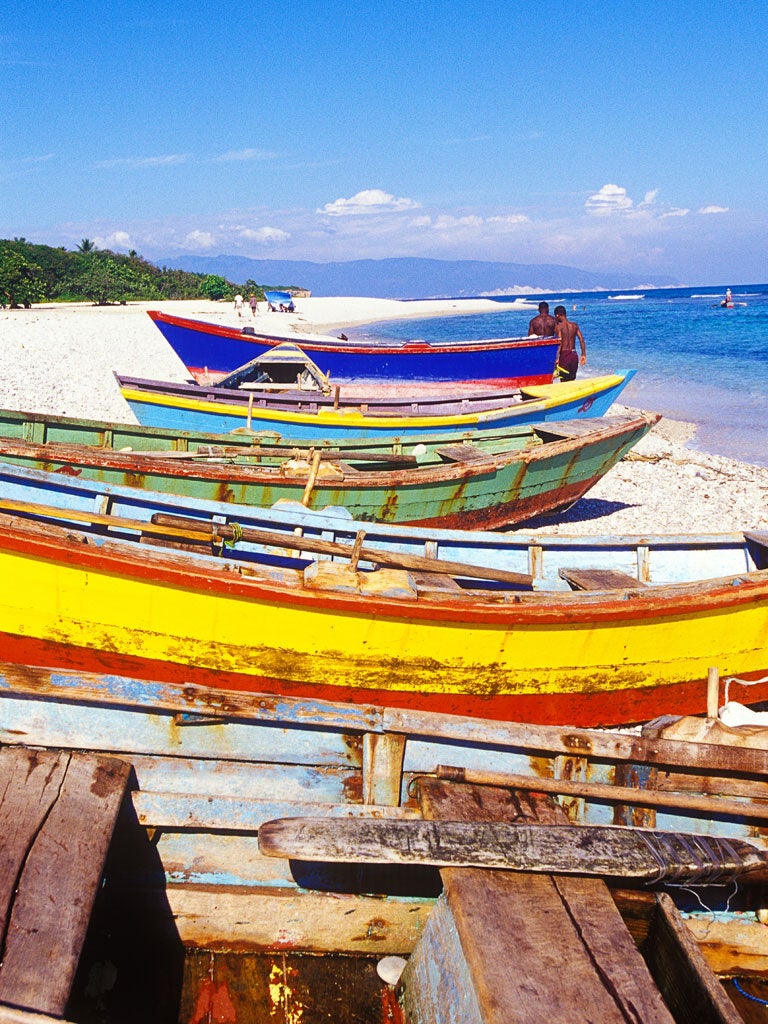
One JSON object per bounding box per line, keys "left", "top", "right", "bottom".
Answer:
{"left": 2, "top": 1, "right": 767, "bottom": 284}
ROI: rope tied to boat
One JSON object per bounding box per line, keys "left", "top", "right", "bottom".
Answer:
{"left": 733, "top": 979, "right": 768, "bottom": 1006}
{"left": 224, "top": 522, "right": 244, "bottom": 548}
{"left": 636, "top": 829, "right": 746, "bottom": 886}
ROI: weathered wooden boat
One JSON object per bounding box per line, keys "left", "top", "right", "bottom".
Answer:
{"left": 0, "top": 658, "right": 765, "bottom": 1021}
{"left": 0, "top": 395, "right": 630, "bottom": 464}
{"left": 0, "top": 413, "right": 656, "bottom": 529}
{"left": 147, "top": 308, "right": 561, "bottom": 387}
{"left": 1, "top": 457, "right": 768, "bottom": 726}
{"left": 117, "top": 370, "right": 636, "bottom": 438}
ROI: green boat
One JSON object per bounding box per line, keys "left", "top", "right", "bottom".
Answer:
{"left": 0, "top": 407, "right": 656, "bottom": 529}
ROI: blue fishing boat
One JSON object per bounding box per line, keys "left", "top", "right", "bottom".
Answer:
{"left": 147, "top": 308, "right": 561, "bottom": 386}
{"left": 117, "top": 371, "right": 636, "bottom": 439}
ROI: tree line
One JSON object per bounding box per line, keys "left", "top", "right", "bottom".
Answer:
{"left": 0, "top": 238, "right": 296, "bottom": 309}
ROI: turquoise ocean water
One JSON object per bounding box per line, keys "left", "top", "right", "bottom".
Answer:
{"left": 347, "top": 285, "right": 768, "bottom": 468}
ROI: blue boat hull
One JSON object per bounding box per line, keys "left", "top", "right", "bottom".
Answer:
{"left": 121, "top": 372, "right": 636, "bottom": 439}
{"left": 148, "top": 310, "right": 560, "bottom": 386}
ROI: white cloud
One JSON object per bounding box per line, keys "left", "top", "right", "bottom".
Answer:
{"left": 318, "top": 189, "right": 420, "bottom": 216}
{"left": 185, "top": 229, "right": 216, "bottom": 248}
{"left": 433, "top": 214, "right": 484, "bottom": 229}
{"left": 698, "top": 205, "right": 729, "bottom": 214}
{"left": 487, "top": 214, "right": 530, "bottom": 226}
{"left": 238, "top": 226, "right": 290, "bottom": 243}
{"left": 94, "top": 154, "right": 188, "bottom": 169}
{"left": 660, "top": 208, "right": 690, "bottom": 218}
{"left": 585, "top": 184, "right": 634, "bottom": 216}
{"left": 640, "top": 189, "right": 659, "bottom": 206}
{"left": 94, "top": 230, "right": 133, "bottom": 251}
{"left": 212, "top": 148, "right": 279, "bottom": 162}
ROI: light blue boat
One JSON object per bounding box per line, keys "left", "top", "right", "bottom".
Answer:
{"left": 117, "top": 370, "right": 636, "bottom": 439}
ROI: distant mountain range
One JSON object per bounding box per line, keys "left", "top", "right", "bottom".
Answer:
{"left": 154, "top": 255, "right": 680, "bottom": 299}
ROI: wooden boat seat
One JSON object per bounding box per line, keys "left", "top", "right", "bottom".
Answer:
{"left": 530, "top": 416, "right": 627, "bottom": 440}
{"left": 0, "top": 747, "right": 131, "bottom": 1017}
{"left": 433, "top": 443, "right": 487, "bottom": 462}
{"left": 745, "top": 530, "right": 768, "bottom": 570}
{"left": 559, "top": 567, "right": 647, "bottom": 591}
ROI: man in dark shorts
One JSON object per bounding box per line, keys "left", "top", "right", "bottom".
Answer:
{"left": 554, "top": 305, "right": 586, "bottom": 381}
{"left": 528, "top": 301, "right": 557, "bottom": 337}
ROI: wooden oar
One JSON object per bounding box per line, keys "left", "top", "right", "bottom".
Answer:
{"left": 258, "top": 817, "right": 768, "bottom": 885}
{"left": 149, "top": 512, "right": 534, "bottom": 587}
{"left": 107, "top": 445, "right": 418, "bottom": 465}
{"left": 0, "top": 498, "right": 534, "bottom": 587}
{"left": 436, "top": 764, "right": 768, "bottom": 822}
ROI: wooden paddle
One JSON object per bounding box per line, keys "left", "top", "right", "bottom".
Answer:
{"left": 258, "top": 817, "right": 768, "bottom": 885}
{"left": 0, "top": 497, "right": 533, "bottom": 588}
{"left": 149, "top": 512, "right": 534, "bottom": 587}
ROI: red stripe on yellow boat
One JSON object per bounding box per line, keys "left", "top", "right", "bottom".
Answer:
{"left": 1, "top": 521, "right": 768, "bottom": 726}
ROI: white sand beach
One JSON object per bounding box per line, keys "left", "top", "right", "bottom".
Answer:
{"left": 1, "top": 296, "right": 767, "bottom": 536}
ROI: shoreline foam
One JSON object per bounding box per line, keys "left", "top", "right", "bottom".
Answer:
{"left": 1, "top": 298, "right": 766, "bottom": 536}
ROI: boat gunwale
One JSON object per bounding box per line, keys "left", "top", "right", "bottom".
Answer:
{"left": 0, "top": 414, "right": 658, "bottom": 488}
{"left": 147, "top": 308, "right": 559, "bottom": 356}
{"left": 2, "top": 512, "right": 768, "bottom": 628}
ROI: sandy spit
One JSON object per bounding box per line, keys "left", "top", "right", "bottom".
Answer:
{"left": 1, "top": 298, "right": 766, "bottom": 537}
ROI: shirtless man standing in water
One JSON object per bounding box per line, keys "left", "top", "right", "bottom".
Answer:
{"left": 554, "top": 305, "right": 586, "bottom": 381}
{"left": 527, "top": 301, "right": 557, "bottom": 337}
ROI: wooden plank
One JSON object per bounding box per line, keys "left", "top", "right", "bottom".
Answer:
{"left": 133, "top": 792, "right": 417, "bottom": 831}
{"left": 9, "top": 663, "right": 768, "bottom": 780}
{"left": 432, "top": 444, "right": 486, "bottom": 462}
{"left": 436, "top": 763, "right": 768, "bottom": 822}
{"left": 641, "top": 893, "right": 743, "bottom": 1024}
{"left": 403, "top": 780, "right": 675, "bottom": 1024}
{"left": 529, "top": 416, "right": 627, "bottom": 439}
{"left": 362, "top": 732, "right": 405, "bottom": 807}
{"left": 0, "top": 749, "right": 131, "bottom": 1017}
{"left": 559, "top": 567, "right": 647, "bottom": 590}
{"left": 180, "top": 950, "right": 399, "bottom": 1024}
{"left": 165, "top": 885, "right": 431, "bottom": 954}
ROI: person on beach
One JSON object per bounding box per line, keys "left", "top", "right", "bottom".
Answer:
{"left": 234, "top": 294, "right": 244, "bottom": 317}
{"left": 553, "top": 305, "right": 586, "bottom": 380}
{"left": 528, "top": 301, "right": 557, "bottom": 337}
{"left": 249, "top": 294, "right": 259, "bottom": 317}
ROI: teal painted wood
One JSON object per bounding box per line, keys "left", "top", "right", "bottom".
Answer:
{"left": 0, "top": 695, "right": 365, "bottom": 766}
{"left": 400, "top": 895, "right": 482, "bottom": 1024}
{"left": 0, "top": 415, "right": 656, "bottom": 527}
{"left": 132, "top": 793, "right": 416, "bottom": 832}
{"left": 127, "top": 753, "right": 359, "bottom": 802}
